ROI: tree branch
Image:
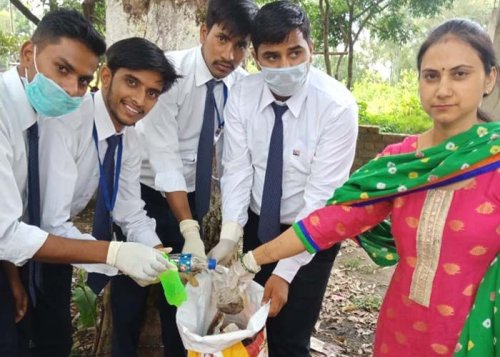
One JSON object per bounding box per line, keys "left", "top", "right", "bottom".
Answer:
{"left": 353, "top": 2, "right": 391, "bottom": 43}
{"left": 10, "top": 0, "right": 40, "bottom": 25}
{"left": 352, "top": 0, "right": 387, "bottom": 22}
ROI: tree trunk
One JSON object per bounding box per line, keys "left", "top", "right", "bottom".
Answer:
{"left": 96, "top": 1, "right": 213, "bottom": 355}
{"left": 82, "top": 0, "right": 98, "bottom": 22}
{"left": 10, "top": 0, "right": 39, "bottom": 25}
{"left": 483, "top": 6, "right": 500, "bottom": 121}
{"left": 346, "top": 4, "right": 354, "bottom": 90}
{"left": 106, "top": 0, "right": 206, "bottom": 50}
{"left": 319, "top": 0, "right": 332, "bottom": 76}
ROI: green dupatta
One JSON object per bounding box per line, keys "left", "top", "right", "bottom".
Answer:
{"left": 329, "top": 122, "right": 500, "bottom": 266}
{"left": 321, "top": 123, "right": 500, "bottom": 356}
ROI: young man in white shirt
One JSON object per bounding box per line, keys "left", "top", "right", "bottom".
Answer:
{"left": 0, "top": 10, "right": 174, "bottom": 356}
{"left": 134, "top": 0, "right": 257, "bottom": 355}
{"left": 213, "top": 2, "right": 359, "bottom": 356}
{"left": 34, "top": 37, "right": 180, "bottom": 357}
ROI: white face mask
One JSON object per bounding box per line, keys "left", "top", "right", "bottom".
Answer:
{"left": 260, "top": 61, "right": 310, "bottom": 97}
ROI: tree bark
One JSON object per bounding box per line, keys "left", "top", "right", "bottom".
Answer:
{"left": 82, "top": 0, "right": 98, "bottom": 22}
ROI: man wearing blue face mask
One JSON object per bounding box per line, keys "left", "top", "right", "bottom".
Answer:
{"left": 213, "top": 2, "right": 358, "bottom": 356}
{"left": 0, "top": 9, "right": 176, "bottom": 356}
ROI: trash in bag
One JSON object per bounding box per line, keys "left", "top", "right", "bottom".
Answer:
{"left": 176, "top": 268, "right": 269, "bottom": 356}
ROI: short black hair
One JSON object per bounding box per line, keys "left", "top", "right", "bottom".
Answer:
{"left": 252, "top": 1, "right": 311, "bottom": 53}
{"left": 32, "top": 9, "right": 106, "bottom": 57}
{"left": 205, "top": 0, "right": 258, "bottom": 38}
{"left": 105, "top": 37, "right": 180, "bottom": 93}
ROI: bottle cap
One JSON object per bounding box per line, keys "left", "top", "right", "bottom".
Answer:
{"left": 208, "top": 258, "right": 216, "bottom": 270}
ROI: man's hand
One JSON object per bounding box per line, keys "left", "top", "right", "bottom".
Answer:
{"left": 130, "top": 247, "right": 172, "bottom": 287}
{"left": 208, "top": 222, "right": 243, "bottom": 266}
{"left": 11, "top": 278, "right": 28, "bottom": 323}
{"left": 262, "top": 275, "right": 289, "bottom": 317}
{"left": 227, "top": 251, "right": 261, "bottom": 290}
{"left": 208, "top": 240, "right": 237, "bottom": 266}
{"left": 107, "top": 242, "right": 175, "bottom": 281}
{"left": 2, "top": 262, "right": 28, "bottom": 323}
{"left": 180, "top": 219, "right": 206, "bottom": 258}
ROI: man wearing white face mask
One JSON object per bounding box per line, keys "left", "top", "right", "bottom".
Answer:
{"left": 211, "top": 2, "right": 358, "bottom": 356}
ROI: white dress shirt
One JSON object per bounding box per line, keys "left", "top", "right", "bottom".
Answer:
{"left": 137, "top": 46, "right": 246, "bottom": 193}
{"left": 38, "top": 90, "right": 161, "bottom": 251}
{"left": 221, "top": 66, "right": 358, "bottom": 282}
{"left": 0, "top": 67, "right": 48, "bottom": 265}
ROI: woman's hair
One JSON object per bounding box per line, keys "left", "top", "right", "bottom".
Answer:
{"left": 417, "top": 18, "right": 498, "bottom": 122}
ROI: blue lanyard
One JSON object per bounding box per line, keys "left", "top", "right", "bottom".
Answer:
{"left": 213, "top": 84, "right": 228, "bottom": 130}
{"left": 92, "top": 123, "right": 123, "bottom": 212}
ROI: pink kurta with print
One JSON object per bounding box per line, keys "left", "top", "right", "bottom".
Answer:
{"left": 299, "top": 136, "right": 500, "bottom": 356}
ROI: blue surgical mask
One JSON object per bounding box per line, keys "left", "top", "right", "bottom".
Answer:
{"left": 22, "top": 46, "right": 83, "bottom": 117}
{"left": 260, "top": 61, "right": 310, "bottom": 97}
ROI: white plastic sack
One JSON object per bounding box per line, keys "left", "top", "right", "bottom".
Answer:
{"left": 176, "top": 269, "right": 269, "bottom": 355}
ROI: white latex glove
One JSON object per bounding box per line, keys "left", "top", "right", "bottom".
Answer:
{"left": 208, "top": 240, "right": 237, "bottom": 266}
{"left": 132, "top": 276, "right": 160, "bottom": 287}
{"left": 106, "top": 242, "right": 175, "bottom": 282}
{"left": 227, "top": 251, "right": 261, "bottom": 290}
{"left": 131, "top": 247, "right": 173, "bottom": 287}
{"left": 208, "top": 222, "right": 243, "bottom": 266}
{"left": 180, "top": 219, "right": 206, "bottom": 258}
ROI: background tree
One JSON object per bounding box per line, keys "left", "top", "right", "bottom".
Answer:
{"left": 312, "top": 0, "right": 456, "bottom": 89}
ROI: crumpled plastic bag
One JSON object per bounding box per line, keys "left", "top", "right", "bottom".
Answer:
{"left": 176, "top": 268, "right": 269, "bottom": 355}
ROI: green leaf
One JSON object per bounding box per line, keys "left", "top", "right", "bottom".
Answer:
{"left": 72, "top": 283, "right": 97, "bottom": 329}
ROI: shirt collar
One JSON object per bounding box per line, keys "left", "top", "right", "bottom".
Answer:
{"left": 194, "top": 46, "right": 236, "bottom": 88}
{"left": 257, "top": 71, "right": 309, "bottom": 118}
{"left": 93, "top": 90, "right": 124, "bottom": 141}
{"left": 4, "top": 66, "right": 37, "bottom": 131}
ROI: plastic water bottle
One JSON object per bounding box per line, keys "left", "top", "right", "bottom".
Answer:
{"left": 158, "top": 254, "right": 187, "bottom": 307}
{"left": 169, "top": 253, "right": 217, "bottom": 273}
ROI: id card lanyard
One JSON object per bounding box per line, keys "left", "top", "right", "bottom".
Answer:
{"left": 214, "top": 84, "right": 228, "bottom": 139}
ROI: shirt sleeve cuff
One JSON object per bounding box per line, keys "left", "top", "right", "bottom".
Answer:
{"left": 272, "top": 251, "right": 315, "bottom": 283}
{"left": 154, "top": 171, "right": 187, "bottom": 193}
{"left": 292, "top": 221, "right": 320, "bottom": 254}
{"left": 7, "top": 223, "right": 49, "bottom": 266}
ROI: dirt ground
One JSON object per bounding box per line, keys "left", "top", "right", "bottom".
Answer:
{"left": 311, "top": 241, "right": 394, "bottom": 356}
{"left": 72, "top": 208, "right": 394, "bottom": 357}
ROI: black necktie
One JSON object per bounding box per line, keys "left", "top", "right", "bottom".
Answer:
{"left": 87, "top": 135, "right": 121, "bottom": 294}
{"left": 258, "top": 103, "right": 288, "bottom": 243}
{"left": 92, "top": 135, "right": 121, "bottom": 241}
{"left": 27, "top": 122, "right": 40, "bottom": 304}
{"left": 195, "top": 79, "right": 220, "bottom": 222}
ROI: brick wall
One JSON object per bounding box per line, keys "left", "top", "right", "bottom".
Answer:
{"left": 352, "top": 125, "right": 407, "bottom": 172}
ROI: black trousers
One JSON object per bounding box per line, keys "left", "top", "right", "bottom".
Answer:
{"left": 30, "top": 263, "right": 73, "bottom": 357}
{"left": 110, "top": 184, "right": 194, "bottom": 357}
{"left": 0, "top": 264, "right": 39, "bottom": 357}
{"left": 244, "top": 211, "right": 340, "bottom": 357}
{"left": 0, "top": 265, "right": 19, "bottom": 357}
